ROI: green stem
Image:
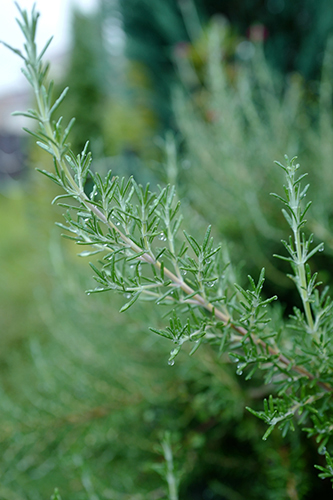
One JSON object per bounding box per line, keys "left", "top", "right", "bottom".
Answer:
{"left": 295, "top": 228, "right": 315, "bottom": 333}
{"left": 162, "top": 435, "right": 179, "bottom": 500}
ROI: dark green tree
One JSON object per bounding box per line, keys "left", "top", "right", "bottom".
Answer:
{"left": 116, "top": 0, "right": 333, "bottom": 130}
{"left": 57, "top": 8, "right": 109, "bottom": 155}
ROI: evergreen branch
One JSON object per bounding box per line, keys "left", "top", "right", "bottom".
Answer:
{"left": 6, "top": 3, "right": 333, "bottom": 395}
{"left": 272, "top": 157, "right": 323, "bottom": 338}
{"left": 6, "top": 5, "right": 333, "bottom": 486}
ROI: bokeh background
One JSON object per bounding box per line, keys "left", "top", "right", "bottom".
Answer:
{"left": 2, "top": 0, "right": 333, "bottom": 498}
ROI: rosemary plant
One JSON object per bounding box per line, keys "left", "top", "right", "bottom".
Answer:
{"left": 3, "top": 3, "right": 333, "bottom": 492}
{"left": 172, "top": 20, "right": 333, "bottom": 290}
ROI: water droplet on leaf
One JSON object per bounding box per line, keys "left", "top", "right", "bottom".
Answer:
{"left": 236, "top": 363, "right": 244, "bottom": 375}
{"left": 168, "top": 359, "right": 175, "bottom": 366}
{"left": 206, "top": 280, "right": 217, "bottom": 288}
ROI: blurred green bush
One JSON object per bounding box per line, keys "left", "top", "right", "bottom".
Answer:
{"left": 172, "top": 21, "right": 333, "bottom": 298}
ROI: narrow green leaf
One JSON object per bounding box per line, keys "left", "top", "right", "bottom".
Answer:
{"left": 37, "top": 36, "right": 53, "bottom": 61}
{"left": 119, "top": 292, "right": 140, "bottom": 312}
{"left": 49, "top": 87, "right": 69, "bottom": 116}
{"left": 36, "top": 141, "right": 54, "bottom": 155}
{"left": 183, "top": 231, "right": 200, "bottom": 257}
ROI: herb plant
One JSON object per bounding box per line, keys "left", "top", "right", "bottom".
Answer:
{"left": 173, "top": 21, "right": 333, "bottom": 291}
{"left": 3, "top": 3, "right": 333, "bottom": 496}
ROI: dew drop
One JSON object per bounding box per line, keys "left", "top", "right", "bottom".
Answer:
{"left": 129, "top": 264, "right": 135, "bottom": 269}
{"left": 168, "top": 359, "right": 175, "bottom": 366}
{"left": 181, "top": 270, "right": 187, "bottom": 276}
{"left": 158, "top": 232, "right": 167, "bottom": 241}
{"left": 206, "top": 280, "right": 217, "bottom": 288}
{"left": 124, "top": 293, "right": 132, "bottom": 299}
{"left": 116, "top": 221, "right": 121, "bottom": 226}
{"left": 87, "top": 292, "right": 91, "bottom": 296}
{"left": 319, "top": 246, "right": 324, "bottom": 252}
{"left": 236, "top": 363, "right": 244, "bottom": 375}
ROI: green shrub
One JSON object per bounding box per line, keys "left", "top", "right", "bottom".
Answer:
{"left": 3, "top": 5, "right": 333, "bottom": 499}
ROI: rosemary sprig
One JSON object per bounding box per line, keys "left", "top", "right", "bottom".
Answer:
{"left": 4, "top": 3, "right": 333, "bottom": 486}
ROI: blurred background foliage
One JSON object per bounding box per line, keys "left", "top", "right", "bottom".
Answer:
{"left": 2, "top": 0, "right": 333, "bottom": 498}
